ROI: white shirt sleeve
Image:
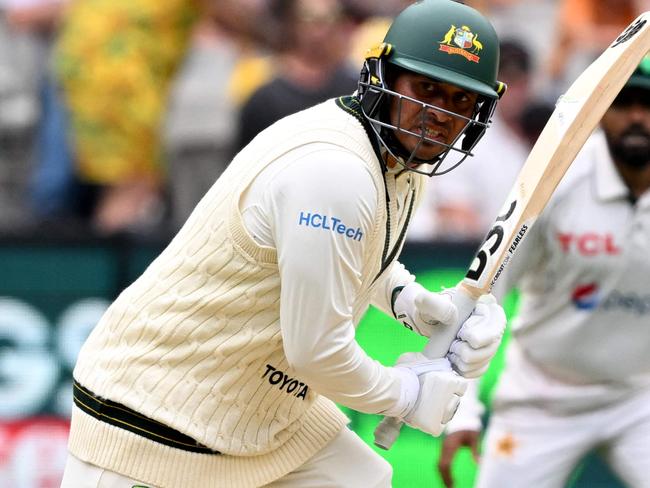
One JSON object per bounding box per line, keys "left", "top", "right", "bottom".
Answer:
{"left": 370, "top": 261, "right": 415, "bottom": 317}
{"left": 251, "top": 145, "right": 406, "bottom": 415}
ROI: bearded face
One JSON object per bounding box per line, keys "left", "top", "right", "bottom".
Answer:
{"left": 602, "top": 87, "right": 650, "bottom": 170}
{"left": 607, "top": 123, "right": 650, "bottom": 169}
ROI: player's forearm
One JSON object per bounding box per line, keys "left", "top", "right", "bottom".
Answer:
{"left": 277, "top": 243, "right": 407, "bottom": 413}
{"left": 282, "top": 320, "right": 403, "bottom": 415}
{"left": 278, "top": 254, "right": 404, "bottom": 415}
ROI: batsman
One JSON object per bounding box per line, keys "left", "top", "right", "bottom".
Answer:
{"left": 60, "top": 1, "right": 507, "bottom": 487}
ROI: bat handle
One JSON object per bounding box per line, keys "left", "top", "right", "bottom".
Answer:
{"left": 422, "top": 283, "right": 480, "bottom": 359}
{"left": 373, "top": 284, "right": 481, "bottom": 450}
{"left": 374, "top": 416, "right": 403, "bottom": 450}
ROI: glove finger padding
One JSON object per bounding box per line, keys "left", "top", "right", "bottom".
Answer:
{"left": 455, "top": 363, "right": 489, "bottom": 379}
{"left": 414, "top": 291, "right": 458, "bottom": 328}
{"left": 393, "top": 282, "right": 459, "bottom": 338}
{"left": 403, "top": 370, "right": 467, "bottom": 437}
{"left": 449, "top": 342, "right": 500, "bottom": 378}
{"left": 449, "top": 338, "right": 500, "bottom": 366}
{"left": 449, "top": 295, "right": 506, "bottom": 378}
{"left": 456, "top": 297, "right": 506, "bottom": 349}
{"left": 442, "top": 392, "right": 463, "bottom": 424}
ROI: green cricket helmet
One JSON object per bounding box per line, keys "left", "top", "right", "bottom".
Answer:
{"left": 358, "top": 0, "right": 507, "bottom": 176}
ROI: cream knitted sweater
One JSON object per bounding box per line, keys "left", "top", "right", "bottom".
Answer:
{"left": 68, "top": 98, "right": 426, "bottom": 487}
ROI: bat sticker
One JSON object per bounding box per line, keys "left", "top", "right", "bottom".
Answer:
{"left": 466, "top": 200, "right": 517, "bottom": 283}
{"left": 612, "top": 19, "right": 647, "bottom": 47}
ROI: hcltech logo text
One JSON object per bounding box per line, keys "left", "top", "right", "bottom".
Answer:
{"left": 298, "top": 212, "right": 363, "bottom": 241}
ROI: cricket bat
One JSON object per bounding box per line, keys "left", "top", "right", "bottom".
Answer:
{"left": 374, "top": 11, "right": 650, "bottom": 450}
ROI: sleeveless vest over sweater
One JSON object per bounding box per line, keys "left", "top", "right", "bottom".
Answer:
{"left": 68, "top": 98, "right": 426, "bottom": 487}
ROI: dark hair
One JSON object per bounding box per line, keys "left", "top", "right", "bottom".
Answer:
{"left": 519, "top": 100, "right": 554, "bottom": 145}
{"left": 498, "top": 39, "right": 531, "bottom": 78}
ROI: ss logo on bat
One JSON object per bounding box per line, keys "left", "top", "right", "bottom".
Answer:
{"left": 612, "top": 19, "right": 646, "bottom": 47}
{"left": 466, "top": 200, "right": 516, "bottom": 282}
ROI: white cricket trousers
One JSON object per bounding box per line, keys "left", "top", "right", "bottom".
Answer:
{"left": 60, "top": 426, "right": 392, "bottom": 488}
{"left": 476, "top": 384, "right": 650, "bottom": 488}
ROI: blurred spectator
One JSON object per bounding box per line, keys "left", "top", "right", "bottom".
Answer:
{"left": 0, "top": 1, "right": 66, "bottom": 229}
{"left": 227, "top": 49, "right": 276, "bottom": 111}
{"left": 518, "top": 100, "right": 555, "bottom": 148}
{"left": 346, "top": 0, "right": 413, "bottom": 66}
{"left": 547, "top": 0, "right": 644, "bottom": 90}
{"left": 226, "top": 0, "right": 413, "bottom": 109}
{"left": 3, "top": 0, "right": 75, "bottom": 223}
{"left": 408, "top": 39, "right": 552, "bottom": 241}
{"left": 53, "top": 0, "right": 265, "bottom": 235}
{"left": 235, "top": 0, "right": 359, "bottom": 150}
{"left": 164, "top": 19, "right": 239, "bottom": 228}
{"left": 472, "top": 0, "right": 559, "bottom": 97}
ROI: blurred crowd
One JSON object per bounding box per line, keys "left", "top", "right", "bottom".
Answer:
{"left": 0, "top": 0, "right": 646, "bottom": 239}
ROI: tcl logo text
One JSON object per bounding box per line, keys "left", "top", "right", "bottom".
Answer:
{"left": 557, "top": 233, "right": 621, "bottom": 256}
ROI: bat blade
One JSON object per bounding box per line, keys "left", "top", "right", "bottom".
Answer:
{"left": 464, "top": 13, "right": 650, "bottom": 296}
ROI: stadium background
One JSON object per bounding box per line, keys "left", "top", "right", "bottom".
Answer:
{"left": 0, "top": 237, "right": 626, "bottom": 487}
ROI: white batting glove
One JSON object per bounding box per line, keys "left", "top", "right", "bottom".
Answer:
{"left": 392, "top": 282, "right": 458, "bottom": 337}
{"left": 448, "top": 294, "right": 506, "bottom": 378}
{"left": 391, "top": 352, "right": 468, "bottom": 437}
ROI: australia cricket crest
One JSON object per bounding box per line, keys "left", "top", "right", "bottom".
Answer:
{"left": 439, "top": 25, "right": 483, "bottom": 63}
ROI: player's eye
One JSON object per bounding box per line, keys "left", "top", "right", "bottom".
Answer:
{"left": 417, "top": 81, "right": 437, "bottom": 95}
{"left": 453, "top": 91, "right": 478, "bottom": 115}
